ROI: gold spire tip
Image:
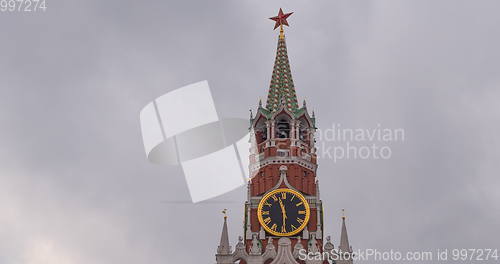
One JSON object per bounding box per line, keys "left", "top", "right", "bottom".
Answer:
{"left": 222, "top": 209, "right": 228, "bottom": 219}
{"left": 279, "top": 24, "right": 285, "bottom": 39}
{"left": 342, "top": 208, "right": 346, "bottom": 219}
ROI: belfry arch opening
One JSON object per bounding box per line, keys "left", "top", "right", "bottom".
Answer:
{"left": 254, "top": 117, "right": 268, "bottom": 144}
{"left": 298, "top": 117, "right": 311, "bottom": 144}
{"left": 275, "top": 115, "right": 291, "bottom": 139}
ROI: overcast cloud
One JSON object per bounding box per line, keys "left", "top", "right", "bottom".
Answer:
{"left": 1, "top": 0, "right": 499, "bottom": 263}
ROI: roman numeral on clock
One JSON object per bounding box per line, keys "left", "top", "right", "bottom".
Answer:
{"left": 297, "top": 217, "right": 304, "bottom": 224}
{"left": 264, "top": 217, "right": 271, "bottom": 224}
{"left": 281, "top": 225, "right": 286, "bottom": 233}
{"left": 271, "top": 223, "right": 278, "bottom": 231}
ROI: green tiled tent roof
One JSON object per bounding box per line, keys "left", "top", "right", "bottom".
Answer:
{"left": 265, "top": 35, "right": 299, "bottom": 112}
{"left": 251, "top": 30, "right": 316, "bottom": 129}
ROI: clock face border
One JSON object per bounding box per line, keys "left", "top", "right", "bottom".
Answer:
{"left": 257, "top": 188, "right": 311, "bottom": 237}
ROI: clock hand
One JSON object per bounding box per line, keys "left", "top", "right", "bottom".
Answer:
{"left": 278, "top": 198, "right": 287, "bottom": 230}
{"left": 278, "top": 198, "right": 287, "bottom": 216}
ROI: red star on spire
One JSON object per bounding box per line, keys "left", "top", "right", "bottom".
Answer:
{"left": 269, "top": 8, "right": 293, "bottom": 30}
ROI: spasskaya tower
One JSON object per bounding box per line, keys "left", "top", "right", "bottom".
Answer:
{"left": 215, "top": 9, "right": 354, "bottom": 264}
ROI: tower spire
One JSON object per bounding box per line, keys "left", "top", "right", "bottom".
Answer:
{"left": 217, "top": 209, "right": 231, "bottom": 255}
{"left": 339, "top": 209, "right": 351, "bottom": 252}
{"left": 266, "top": 9, "right": 299, "bottom": 112}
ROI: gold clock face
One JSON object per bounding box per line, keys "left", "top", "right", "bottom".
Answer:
{"left": 257, "top": 188, "right": 310, "bottom": 237}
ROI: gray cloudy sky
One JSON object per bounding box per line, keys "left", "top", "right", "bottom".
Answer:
{"left": 1, "top": 0, "right": 499, "bottom": 263}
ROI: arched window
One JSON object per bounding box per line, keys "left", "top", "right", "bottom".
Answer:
{"left": 275, "top": 118, "right": 290, "bottom": 138}
{"left": 298, "top": 118, "right": 310, "bottom": 142}
{"left": 254, "top": 118, "right": 267, "bottom": 144}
